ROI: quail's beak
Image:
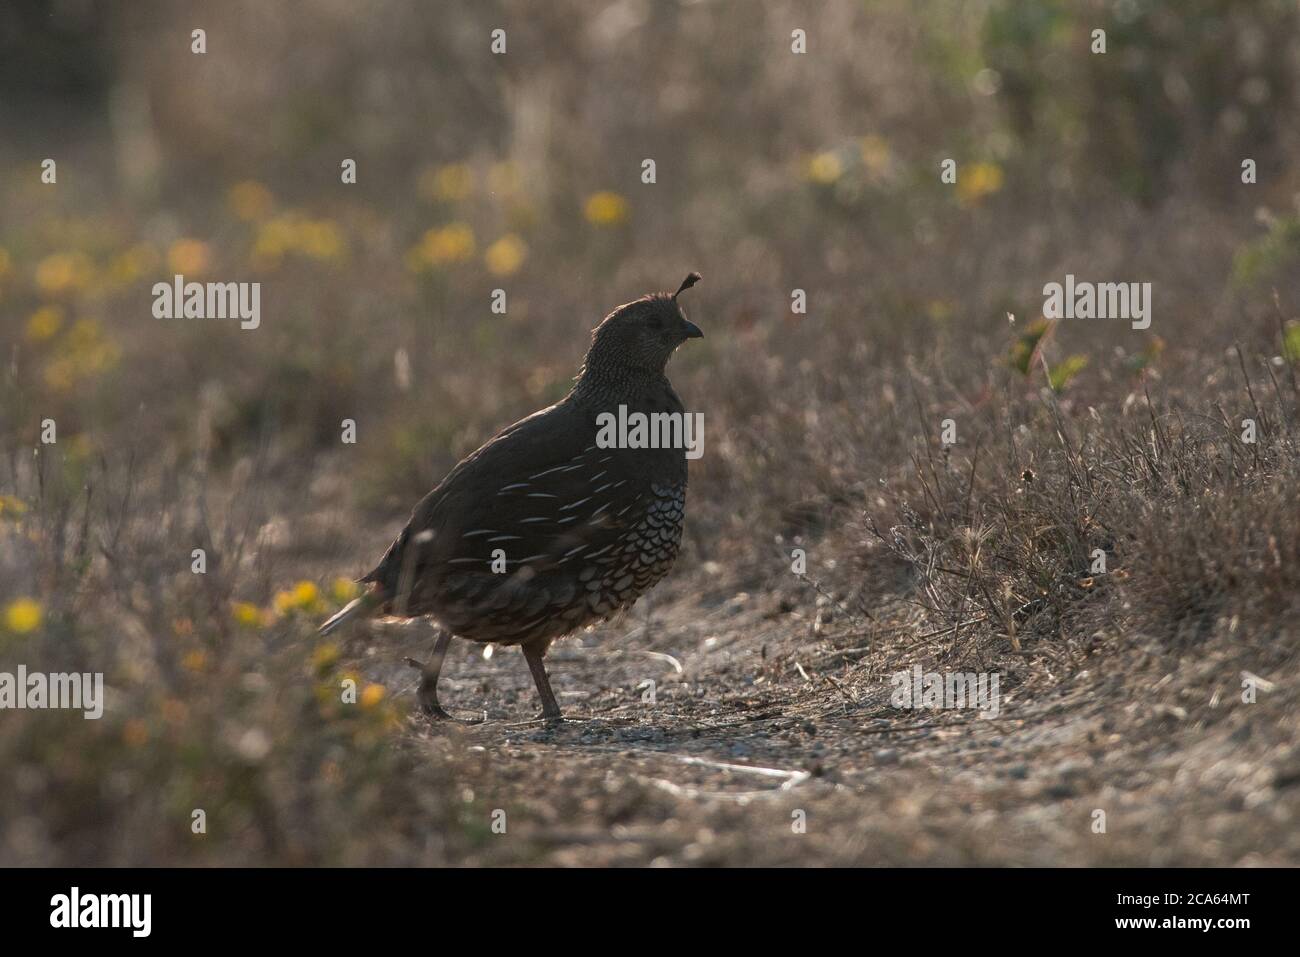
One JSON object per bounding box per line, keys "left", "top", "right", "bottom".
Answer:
{"left": 683, "top": 320, "right": 704, "bottom": 339}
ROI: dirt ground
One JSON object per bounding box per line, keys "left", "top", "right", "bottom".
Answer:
{"left": 343, "top": 559, "right": 1300, "bottom": 867}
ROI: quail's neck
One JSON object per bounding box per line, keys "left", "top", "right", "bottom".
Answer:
{"left": 570, "top": 361, "right": 670, "bottom": 408}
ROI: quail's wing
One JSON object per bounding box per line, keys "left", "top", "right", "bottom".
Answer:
{"left": 433, "top": 406, "right": 652, "bottom": 574}
{"left": 363, "top": 401, "right": 645, "bottom": 593}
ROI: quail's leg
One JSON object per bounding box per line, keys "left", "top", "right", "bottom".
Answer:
{"left": 405, "top": 627, "right": 481, "bottom": 723}
{"left": 522, "top": 642, "right": 563, "bottom": 721}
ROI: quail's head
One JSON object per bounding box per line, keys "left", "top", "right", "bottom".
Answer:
{"left": 584, "top": 272, "right": 704, "bottom": 374}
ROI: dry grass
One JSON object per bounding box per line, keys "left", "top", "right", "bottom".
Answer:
{"left": 1, "top": 0, "right": 1299, "bottom": 865}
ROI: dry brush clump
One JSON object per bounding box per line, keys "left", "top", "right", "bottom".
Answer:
{"left": 850, "top": 318, "right": 1299, "bottom": 680}
{"left": 0, "top": 446, "right": 508, "bottom": 866}
{"left": 3, "top": 0, "right": 1300, "bottom": 865}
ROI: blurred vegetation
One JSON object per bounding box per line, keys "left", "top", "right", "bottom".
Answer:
{"left": 1, "top": 0, "right": 1299, "bottom": 864}
{"left": 982, "top": 0, "right": 1300, "bottom": 201}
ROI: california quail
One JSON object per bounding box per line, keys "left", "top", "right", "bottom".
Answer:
{"left": 320, "top": 273, "right": 704, "bottom": 720}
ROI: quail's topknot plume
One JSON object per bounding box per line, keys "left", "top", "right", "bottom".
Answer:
{"left": 320, "top": 273, "right": 705, "bottom": 720}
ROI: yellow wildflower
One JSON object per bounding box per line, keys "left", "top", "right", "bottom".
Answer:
{"left": 228, "top": 181, "right": 274, "bottom": 222}
{"left": 231, "top": 601, "right": 262, "bottom": 627}
{"left": 859, "top": 135, "right": 891, "bottom": 176}
{"left": 0, "top": 495, "right": 28, "bottom": 519}
{"left": 485, "top": 234, "right": 527, "bottom": 277}
{"left": 35, "top": 252, "right": 94, "bottom": 297}
{"left": 108, "top": 244, "right": 158, "bottom": 284}
{"left": 312, "top": 643, "right": 340, "bottom": 671}
{"left": 584, "top": 191, "right": 628, "bottom": 226}
{"left": 3, "top": 597, "right": 42, "bottom": 633}
{"left": 297, "top": 219, "right": 344, "bottom": 261}
{"left": 167, "top": 239, "right": 211, "bottom": 276}
{"left": 421, "top": 163, "right": 475, "bottom": 202}
{"left": 330, "top": 578, "right": 359, "bottom": 603}
{"left": 42, "top": 318, "right": 120, "bottom": 392}
{"left": 957, "top": 162, "right": 1004, "bottom": 205}
{"left": 408, "top": 223, "right": 475, "bottom": 271}
{"left": 359, "top": 683, "right": 386, "bottom": 709}
{"left": 275, "top": 580, "right": 320, "bottom": 614}
{"left": 806, "top": 151, "right": 843, "bottom": 184}
{"left": 25, "top": 306, "right": 63, "bottom": 342}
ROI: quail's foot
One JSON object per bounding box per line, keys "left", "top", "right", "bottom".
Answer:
{"left": 405, "top": 656, "right": 485, "bottom": 724}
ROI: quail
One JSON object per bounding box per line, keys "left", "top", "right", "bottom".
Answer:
{"left": 320, "top": 273, "right": 704, "bottom": 720}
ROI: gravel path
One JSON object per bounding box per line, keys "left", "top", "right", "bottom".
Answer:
{"left": 370, "top": 577, "right": 1300, "bottom": 866}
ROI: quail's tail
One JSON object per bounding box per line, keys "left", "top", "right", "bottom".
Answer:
{"left": 318, "top": 589, "right": 384, "bottom": 636}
